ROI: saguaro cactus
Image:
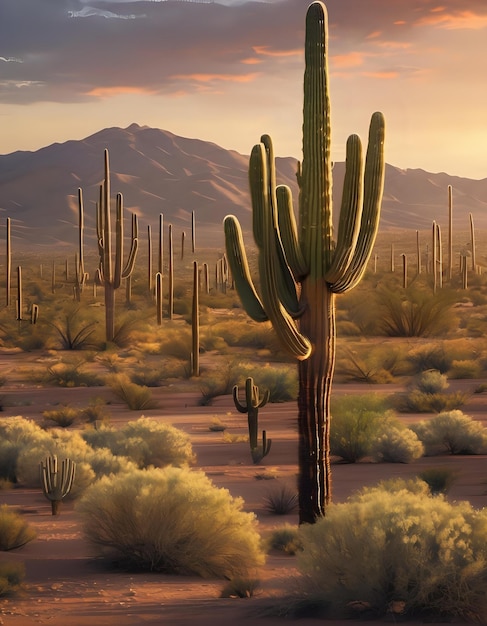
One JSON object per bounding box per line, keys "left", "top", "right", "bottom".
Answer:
{"left": 96, "top": 149, "right": 138, "bottom": 342}
{"left": 224, "top": 1, "right": 385, "bottom": 523}
{"left": 233, "top": 377, "right": 271, "bottom": 464}
{"left": 39, "top": 455, "right": 76, "bottom": 516}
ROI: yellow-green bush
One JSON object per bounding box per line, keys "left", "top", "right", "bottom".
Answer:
{"left": 78, "top": 466, "right": 265, "bottom": 578}
{"left": 297, "top": 479, "right": 487, "bottom": 621}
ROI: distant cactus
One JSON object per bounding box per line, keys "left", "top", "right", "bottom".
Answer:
{"left": 39, "top": 455, "right": 76, "bottom": 516}
{"left": 233, "top": 377, "right": 271, "bottom": 464}
{"left": 191, "top": 261, "right": 200, "bottom": 377}
{"left": 224, "top": 2, "right": 385, "bottom": 522}
{"left": 95, "top": 149, "right": 138, "bottom": 342}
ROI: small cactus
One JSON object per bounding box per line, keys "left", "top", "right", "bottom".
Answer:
{"left": 39, "top": 455, "right": 76, "bottom": 516}
{"left": 233, "top": 377, "right": 271, "bottom": 463}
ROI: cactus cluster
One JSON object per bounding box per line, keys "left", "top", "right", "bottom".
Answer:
{"left": 224, "top": 1, "right": 385, "bottom": 523}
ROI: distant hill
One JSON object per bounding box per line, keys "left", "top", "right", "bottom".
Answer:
{"left": 0, "top": 123, "right": 486, "bottom": 251}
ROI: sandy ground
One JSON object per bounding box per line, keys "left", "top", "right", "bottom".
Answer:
{"left": 1, "top": 369, "right": 486, "bottom": 625}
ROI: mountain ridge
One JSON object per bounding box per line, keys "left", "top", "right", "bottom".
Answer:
{"left": 0, "top": 123, "right": 486, "bottom": 250}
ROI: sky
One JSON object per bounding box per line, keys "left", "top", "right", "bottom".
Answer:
{"left": 1, "top": 0, "right": 487, "bottom": 179}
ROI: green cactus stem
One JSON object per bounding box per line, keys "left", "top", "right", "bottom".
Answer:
{"left": 6, "top": 217, "right": 11, "bottom": 307}
{"left": 469, "top": 212, "right": 476, "bottom": 272}
{"left": 224, "top": 1, "right": 385, "bottom": 523}
{"left": 147, "top": 224, "right": 153, "bottom": 295}
{"left": 16, "top": 266, "right": 23, "bottom": 322}
{"left": 39, "top": 455, "right": 76, "bottom": 516}
{"left": 155, "top": 271, "right": 163, "bottom": 325}
{"left": 168, "top": 224, "right": 174, "bottom": 320}
{"left": 233, "top": 377, "right": 271, "bottom": 464}
{"left": 95, "top": 149, "right": 138, "bottom": 342}
{"left": 191, "top": 261, "right": 200, "bottom": 377}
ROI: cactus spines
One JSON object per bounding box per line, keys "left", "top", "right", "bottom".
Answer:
{"left": 224, "top": 1, "right": 385, "bottom": 523}
{"left": 95, "top": 149, "right": 138, "bottom": 342}
{"left": 233, "top": 377, "right": 271, "bottom": 464}
{"left": 39, "top": 455, "right": 76, "bottom": 516}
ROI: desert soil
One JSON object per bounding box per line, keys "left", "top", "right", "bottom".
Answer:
{"left": 0, "top": 354, "right": 486, "bottom": 626}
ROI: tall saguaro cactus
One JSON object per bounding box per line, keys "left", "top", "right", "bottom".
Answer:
{"left": 96, "top": 149, "right": 138, "bottom": 342}
{"left": 224, "top": 1, "right": 385, "bottom": 523}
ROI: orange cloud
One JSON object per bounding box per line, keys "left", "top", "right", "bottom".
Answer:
{"left": 374, "top": 40, "right": 413, "bottom": 50}
{"left": 85, "top": 86, "right": 156, "bottom": 97}
{"left": 417, "top": 10, "right": 487, "bottom": 29}
{"left": 331, "top": 51, "right": 365, "bottom": 69}
{"left": 252, "top": 46, "right": 301, "bottom": 58}
{"left": 362, "top": 71, "right": 399, "bottom": 79}
{"left": 173, "top": 73, "right": 260, "bottom": 84}
{"left": 366, "top": 30, "right": 382, "bottom": 40}
{"left": 241, "top": 57, "right": 262, "bottom": 66}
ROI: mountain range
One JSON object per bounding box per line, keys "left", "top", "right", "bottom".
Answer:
{"left": 0, "top": 123, "right": 486, "bottom": 252}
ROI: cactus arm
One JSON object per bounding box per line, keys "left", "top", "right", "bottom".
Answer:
{"left": 329, "top": 111, "right": 385, "bottom": 293}
{"left": 232, "top": 384, "right": 249, "bottom": 413}
{"left": 250, "top": 143, "right": 312, "bottom": 359}
{"left": 114, "top": 193, "right": 124, "bottom": 289}
{"left": 276, "top": 185, "right": 308, "bottom": 280}
{"left": 324, "top": 134, "right": 363, "bottom": 284}
{"left": 122, "top": 213, "right": 139, "bottom": 279}
{"left": 223, "top": 216, "right": 268, "bottom": 323}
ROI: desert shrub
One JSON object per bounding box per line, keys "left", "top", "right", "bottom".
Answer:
{"left": 418, "top": 467, "right": 458, "bottom": 495}
{"left": 336, "top": 344, "right": 406, "bottom": 384}
{"left": 208, "top": 417, "right": 227, "bottom": 432}
{"left": 405, "top": 343, "right": 452, "bottom": 375}
{"left": 263, "top": 484, "right": 298, "bottom": 515}
{"left": 78, "top": 466, "right": 265, "bottom": 578}
{"left": 296, "top": 479, "right": 487, "bottom": 621}
{"left": 371, "top": 426, "right": 424, "bottom": 463}
{"left": 413, "top": 370, "right": 449, "bottom": 394}
{"left": 377, "top": 285, "right": 457, "bottom": 337}
{"left": 266, "top": 524, "right": 302, "bottom": 555}
{"left": 16, "top": 431, "right": 96, "bottom": 497}
{"left": 411, "top": 410, "right": 487, "bottom": 455}
{"left": 0, "top": 417, "right": 52, "bottom": 483}
{"left": 199, "top": 359, "right": 254, "bottom": 404}
{"left": 107, "top": 374, "right": 158, "bottom": 410}
{"left": 330, "top": 394, "right": 397, "bottom": 462}
{"left": 0, "top": 417, "right": 114, "bottom": 494}
{"left": 400, "top": 389, "right": 470, "bottom": 413}
{"left": 81, "top": 399, "right": 111, "bottom": 424}
{"left": 82, "top": 417, "right": 195, "bottom": 468}
{"left": 44, "top": 359, "right": 102, "bottom": 387}
{"left": 0, "top": 561, "right": 25, "bottom": 597}
{"left": 130, "top": 361, "right": 186, "bottom": 387}
{"left": 46, "top": 307, "right": 99, "bottom": 350}
{"left": 252, "top": 365, "right": 298, "bottom": 402}
{"left": 0, "top": 505, "right": 36, "bottom": 550}
{"left": 448, "top": 359, "right": 483, "bottom": 379}
{"left": 42, "top": 405, "right": 82, "bottom": 428}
